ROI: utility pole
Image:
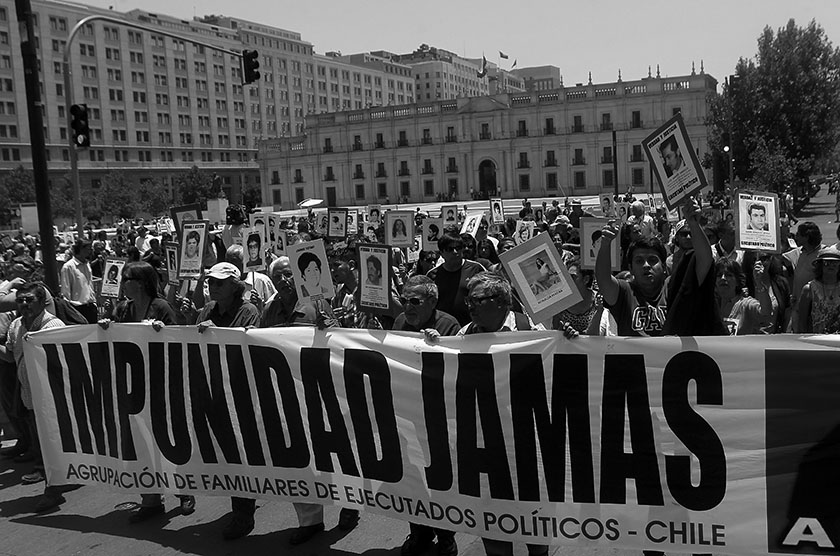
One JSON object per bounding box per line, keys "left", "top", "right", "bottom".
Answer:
{"left": 15, "top": 0, "right": 58, "bottom": 293}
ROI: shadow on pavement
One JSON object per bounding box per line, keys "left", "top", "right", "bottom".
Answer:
{"left": 10, "top": 509, "right": 401, "bottom": 556}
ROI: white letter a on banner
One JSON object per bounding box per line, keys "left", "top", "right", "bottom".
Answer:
{"left": 781, "top": 517, "right": 834, "bottom": 548}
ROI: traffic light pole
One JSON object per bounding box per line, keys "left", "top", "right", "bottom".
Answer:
{"left": 15, "top": 0, "right": 58, "bottom": 293}
{"left": 62, "top": 15, "right": 248, "bottom": 228}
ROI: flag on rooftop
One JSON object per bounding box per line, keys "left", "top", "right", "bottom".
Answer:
{"left": 499, "top": 51, "right": 509, "bottom": 59}
{"left": 511, "top": 59, "right": 517, "bottom": 69}
{"left": 477, "top": 55, "right": 487, "bottom": 78}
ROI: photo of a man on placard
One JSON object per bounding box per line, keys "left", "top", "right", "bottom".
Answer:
{"left": 659, "top": 135, "right": 684, "bottom": 178}
{"left": 746, "top": 203, "right": 769, "bottom": 231}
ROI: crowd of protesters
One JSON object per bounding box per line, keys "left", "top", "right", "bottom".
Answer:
{"left": 0, "top": 185, "right": 833, "bottom": 556}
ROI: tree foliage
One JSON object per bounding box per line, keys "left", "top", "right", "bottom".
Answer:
{"left": 99, "top": 171, "right": 139, "bottom": 220}
{"left": 241, "top": 183, "right": 262, "bottom": 211}
{"left": 136, "top": 177, "right": 171, "bottom": 216}
{"left": 706, "top": 19, "right": 840, "bottom": 191}
{"left": 175, "top": 166, "right": 218, "bottom": 209}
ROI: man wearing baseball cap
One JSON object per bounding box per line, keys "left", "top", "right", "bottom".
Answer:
{"left": 190, "top": 262, "right": 261, "bottom": 540}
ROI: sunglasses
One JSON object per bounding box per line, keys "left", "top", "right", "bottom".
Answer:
{"left": 465, "top": 294, "right": 499, "bottom": 308}
{"left": 399, "top": 296, "right": 426, "bottom": 306}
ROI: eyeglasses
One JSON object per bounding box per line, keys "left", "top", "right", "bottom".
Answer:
{"left": 399, "top": 296, "right": 426, "bottom": 306}
{"left": 465, "top": 294, "right": 499, "bottom": 308}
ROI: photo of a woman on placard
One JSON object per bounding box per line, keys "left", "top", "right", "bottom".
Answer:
{"left": 426, "top": 223, "right": 440, "bottom": 242}
{"left": 366, "top": 255, "right": 382, "bottom": 286}
{"left": 184, "top": 230, "right": 201, "bottom": 260}
{"left": 392, "top": 218, "right": 408, "bottom": 240}
{"left": 105, "top": 264, "right": 119, "bottom": 285}
{"left": 246, "top": 232, "right": 263, "bottom": 268}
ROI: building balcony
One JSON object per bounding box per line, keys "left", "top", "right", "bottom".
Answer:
{"left": 421, "top": 138, "right": 433, "bottom": 145}
{"left": 445, "top": 135, "right": 457, "bottom": 143}
{"left": 600, "top": 123, "right": 613, "bottom": 131}
{"left": 397, "top": 139, "right": 409, "bottom": 147}
{"left": 353, "top": 172, "right": 365, "bottom": 179}
{"left": 293, "top": 176, "right": 304, "bottom": 183}
{"left": 446, "top": 165, "right": 458, "bottom": 173}
{"left": 517, "top": 161, "right": 531, "bottom": 169}
{"left": 324, "top": 174, "right": 336, "bottom": 181}
{"left": 516, "top": 129, "right": 529, "bottom": 137}
{"left": 544, "top": 127, "right": 556, "bottom": 135}
{"left": 572, "top": 158, "right": 586, "bottom": 166}
{"left": 630, "top": 155, "right": 645, "bottom": 162}
{"left": 398, "top": 169, "right": 410, "bottom": 176}
{"left": 571, "top": 125, "right": 584, "bottom": 133}
{"left": 544, "top": 160, "right": 557, "bottom": 167}
{"left": 353, "top": 142, "right": 363, "bottom": 151}
{"left": 630, "top": 120, "right": 643, "bottom": 129}
{"left": 375, "top": 141, "right": 385, "bottom": 149}
{"left": 601, "top": 157, "right": 614, "bottom": 164}
{"left": 421, "top": 167, "right": 434, "bottom": 175}
{"left": 323, "top": 145, "right": 333, "bottom": 153}
{"left": 375, "top": 170, "right": 387, "bottom": 178}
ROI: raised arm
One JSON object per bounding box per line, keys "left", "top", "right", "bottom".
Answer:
{"left": 595, "top": 221, "right": 620, "bottom": 306}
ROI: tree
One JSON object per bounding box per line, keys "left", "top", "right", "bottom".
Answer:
{"left": 99, "top": 171, "right": 139, "bottom": 221}
{"left": 50, "top": 176, "right": 77, "bottom": 221}
{"left": 0, "top": 166, "right": 36, "bottom": 226}
{"left": 241, "top": 183, "right": 262, "bottom": 211}
{"left": 706, "top": 19, "right": 840, "bottom": 193}
{"left": 174, "top": 166, "right": 217, "bottom": 209}
{"left": 136, "top": 177, "right": 171, "bottom": 217}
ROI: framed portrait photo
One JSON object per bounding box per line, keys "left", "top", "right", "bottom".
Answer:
{"left": 735, "top": 191, "right": 780, "bottom": 253}
{"left": 499, "top": 233, "right": 582, "bottom": 324}
{"left": 346, "top": 210, "right": 358, "bottom": 235}
{"left": 357, "top": 243, "right": 392, "bottom": 314}
{"left": 599, "top": 194, "right": 616, "bottom": 218}
{"left": 327, "top": 208, "right": 349, "bottom": 240}
{"left": 100, "top": 258, "right": 127, "bottom": 299}
{"left": 163, "top": 242, "right": 180, "bottom": 286}
{"left": 441, "top": 204, "right": 458, "bottom": 226}
{"left": 178, "top": 220, "right": 208, "bottom": 279}
{"left": 642, "top": 112, "right": 707, "bottom": 210}
{"left": 287, "top": 239, "right": 334, "bottom": 302}
{"left": 315, "top": 210, "right": 329, "bottom": 234}
{"left": 385, "top": 210, "right": 414, "bottom": 247}
{"left": 460, "top": 212, "right": 485, "bottom": 239}
{"left": 513, "top": 220, "right": 535, "bottom": 245}
{"left": 170, "top": 203, "right": 202, "bottom": 238}
{"left": 367, "top": 204, "right": 382, "bottom": 227}
{"left": 580, "top": 217, "right": 620, "bottom": 271}
{"left": 422, "top": 217, "right": 443, "bottom": 251}
{"left": 489, "top": 198, "right": 505, "bottom": 224}
{"left": 241, "top": 226, "right": 266, "bottom": 271}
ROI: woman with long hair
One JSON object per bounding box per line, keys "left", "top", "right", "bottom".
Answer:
{"left": 98, "top": 261, "right": 196, "bottom": 522}
{"left": 552, "top": 258, "right": 599, "bottom": 333}
{"left": 715, "top": 259, "right": 764, "bottom": 335}
{"left": 798, "top": 247, "right": 840, "bottom": 333}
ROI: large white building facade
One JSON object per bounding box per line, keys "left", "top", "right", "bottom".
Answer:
{"left": 0, "top": 0, "right": 415, "bottom": 205}
{"left": 259, "top": 70, "right": 717, "bottom": 209}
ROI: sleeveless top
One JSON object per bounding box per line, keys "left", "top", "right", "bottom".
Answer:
{"left": 808, "top": 280, "right": 840, "bottom": 333}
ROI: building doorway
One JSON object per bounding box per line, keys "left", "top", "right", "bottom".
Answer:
{"left": 478, "top": 160, "right": 497, "bottom": 199}
{"left": 326, "top": 187, "right": 336, "bottom": 207}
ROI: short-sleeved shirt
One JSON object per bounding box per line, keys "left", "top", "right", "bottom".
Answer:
{"left": 606, "top": 279, "right": 668, "bottom": 337}
{"left": 393, "top": 309, "right": 460, "bottom": 336}
{"left": 196, "top": 297, "right": 260, "bottom": 328}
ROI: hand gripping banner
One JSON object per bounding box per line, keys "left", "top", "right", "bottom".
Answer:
{"left": 22, "top": 325, "right": 840, "bottom": 555}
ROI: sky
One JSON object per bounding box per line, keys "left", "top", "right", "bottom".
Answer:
{"left": 80, "top": 0, "right": 839, "bottom": 90}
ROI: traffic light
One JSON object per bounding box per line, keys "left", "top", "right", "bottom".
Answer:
{"left": 70, "top": 103, "right": 90, "bottom": 148}
{"left": 242, "top": 49, "right": 260, "bottom": 84}
{"left": 722, "top": 132, "right": 731, "bottom": 153}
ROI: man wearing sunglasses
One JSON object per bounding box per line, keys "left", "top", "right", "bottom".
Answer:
{"left": 393, "top": 275, "right": 459, "bottom": 556}
{"left": 427, "top": 234, "right": 485, "bottom": 326}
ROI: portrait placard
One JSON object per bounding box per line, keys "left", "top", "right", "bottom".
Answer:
{"left": 163, "top": 242, "right": 180, "bottom": 286}
{"left": 385, "top": 210, "right": 414, "bottom": 247}
{"left": 735, "top": 191, "right": 780, "bottom": 253}
{"left": 327, "top": 208, "right": 348, "bottom": 239}
{"left": 287, "top": 239, "right": 334, "bottom": 302}
{"left": 346, "top": 210, "right": 358, "bottom": 235}
{"left": 356, "top": 243, "right": 392, "bottom": 315}
{"left": 489, "top": 198, "right": 505, "bottom": 224}
{"left": 314, "top": 210, "right": 328, "bottom": 235}
{"left": 242, "top": 226, "right": 266, "bottom": 271}
{"left": 407, "top": 236, "right": 421, "bottom": 263}
{"left": 100, "top": 258, "right": 127, "bottom": 299}
{"left": 270, "top": 213, "right": 286, "bottom": 256}
{"left": 642, "top": 113, "right": 707, "bottom": 210}
{"left": 421, "top": 218, "right": 443, "bottom": 251}
{"left": 615, "top": 202, "right": 630, "bottom": 225}
{"left": 169, "top": 204, "right": 202, "bottom": 238}
{"left": 580, "top": 217, "right": 620, "bottom": 271}
{"left": 599, "top": 195, "right": 616, "bottom": 218}
{"left": 513, "top": 220, "right": 535, "bottom": 245}
{"left": 499, "top": 233, "right": 583, "bottom": 324}
{"left": 178, "top": 220, "right": 208, "bottom": 279}
{"left": 460, "top": 212, "right": 485, "bottom": 239}
{"left": 367, "top": 205, "right": 382, "bottom": 227}
{"left": 440, "top": 204, "right": 458, "bottom": 226}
